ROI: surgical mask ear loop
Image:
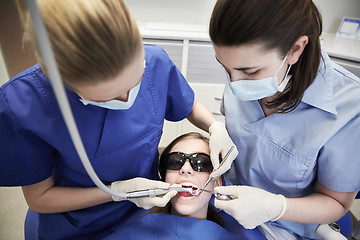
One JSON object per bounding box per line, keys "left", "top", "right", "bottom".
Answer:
{"left": 278, "top": 64, "right": 292, "bottom": 92}
{"left": 274, "top": 53, "right": 291, "bottom": 92}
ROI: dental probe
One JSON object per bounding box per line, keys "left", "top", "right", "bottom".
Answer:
{"left": 200, "top": 189, "right": 238, "bottom": 200}
{"left": 199, "top": 146, "right": 235, "bottom": 193}
{"left": 125, "top": 187, "right": 192, "bottom": 199}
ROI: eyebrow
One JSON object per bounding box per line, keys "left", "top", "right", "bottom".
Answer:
{"left": 215, "top": 56, "right": 259, "bottom": 71}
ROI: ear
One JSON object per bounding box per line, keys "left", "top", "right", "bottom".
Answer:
{"left": 287, "top": 36, "right": 309, "bottom": 65}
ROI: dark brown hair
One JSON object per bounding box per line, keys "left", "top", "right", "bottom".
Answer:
{"left": 155, "top": 132, "right": 224, "bottom": 227}
{"left": 210, "top": 0, "right": 323, "bottom": 112}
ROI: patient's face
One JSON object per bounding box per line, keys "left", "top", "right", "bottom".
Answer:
{"left": 165, "top": 138, "right": 219, "bottom": 220}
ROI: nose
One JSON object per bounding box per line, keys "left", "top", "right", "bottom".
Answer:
{"left": 179, "top": 160, "right": 194, "bottom": 175}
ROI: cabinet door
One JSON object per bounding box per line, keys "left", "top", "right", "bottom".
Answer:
{"left": 187, "top": 41, "right": 226, "bottom": 84}
{"left": 142, "top": 38, "right": 183, "bottom": 71}
{"left": 159, "top": 83, "right": 225, "bottom": 147}
{"left": 330, "top": 57, "right": 360, "bottom": 77}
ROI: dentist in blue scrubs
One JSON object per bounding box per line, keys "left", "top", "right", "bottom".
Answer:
{"left": 0, "top": 0, "right": 237, "bottom": 239}
{"left": 209, "top": 0, "right": 360, "bottom": 239}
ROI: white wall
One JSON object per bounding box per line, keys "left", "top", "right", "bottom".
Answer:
{"left": 0, "top": 47, "right": 9, "bottom": 86}
{"left": 313, "top": 0, "right": 360, "bottom": 33}
{"left": 126, "top": 0, "right": 216, "bottom": 26}
{"left": 126, "top": 0, "right": 360, "bottom": 34}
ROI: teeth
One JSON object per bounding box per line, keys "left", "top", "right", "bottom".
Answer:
{"left": 181, "top": 182, "right": 199, "bottom": 190}
{"left": 181, "top": 182, "right": 199, "bottom": 196}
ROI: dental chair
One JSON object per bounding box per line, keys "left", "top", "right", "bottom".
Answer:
{"left": 24, "top": 194, "right": 360, "bottom": 240}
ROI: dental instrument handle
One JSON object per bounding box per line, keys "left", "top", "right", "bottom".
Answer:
{"left": 201, "top": 176, "right": 213, "bottom": 193}
{"left": 126, "top": 187, "right": 191, "bottom": 199}
{"left": 26, "top": 0, "right": 127, "bottom": 199}
{"left": 201, "top": 189, "right": 238, "bottom": 201}
{"left": 126, "top": 189, "right": 169, "bottom": 199}
{"left": 217, "top": 146, "right": 235, "bottom": 170}
{"left": 200, "top": 146, "right": 235, "bottom": 192}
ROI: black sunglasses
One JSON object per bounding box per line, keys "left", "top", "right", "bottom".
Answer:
{"left": 165, "top": 152, "right": 213, "bottom": 173}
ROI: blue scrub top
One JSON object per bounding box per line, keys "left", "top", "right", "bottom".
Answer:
{"left": 103, "top": 213, "right": 265, "bottom": 240}
{"left": 0, "top": 45, "right": 195, "bottom": 239}
{"left": 222, "top": 48, "right": 360, "bottom": 239}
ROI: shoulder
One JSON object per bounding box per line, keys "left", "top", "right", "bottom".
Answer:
{"left": 143, "top": 44, "right": 173, "bottom": 66}
{"left": 1, "top": 64, "right": 55, "bottom": 121}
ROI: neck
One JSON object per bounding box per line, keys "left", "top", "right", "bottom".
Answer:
{"left": 170, "top": 204, "right": 208, "bottom": 220}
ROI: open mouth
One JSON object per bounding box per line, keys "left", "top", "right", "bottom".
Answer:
{"left": 180, "top": 183, "right": 200, "bottom": 197}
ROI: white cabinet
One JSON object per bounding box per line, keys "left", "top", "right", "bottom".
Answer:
{"left": 142, "top": 34, "right": 227, "bottom": 148}
{"left": 159, "top": 83, "right": 225, "bottom": 148}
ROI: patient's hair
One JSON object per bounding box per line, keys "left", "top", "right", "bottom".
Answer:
{"left": 159, "top": 132, "right": 210, "bottom": 181}
{"left": 16, "top": 0, "right": 142, "bottom": 86}
{"left": 153, "top": 132, "right": 224, "bottom": 227}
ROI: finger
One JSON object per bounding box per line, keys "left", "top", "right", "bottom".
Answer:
{"left": 229, "top": 146, "right": 239, "bottom": 161}
{"left": 214, "top": 186, "right": 238, "bottom": 195}
{"left": 170, "top": 183, "right": 182, "bottom": 188}
{"left": 214, "top": 198, "right": 234, "bottom": 212}
{"left": 210, "top": 160, "right": 231, "bottom": 178}
{"left": 149, "top": 190, "right": 177, "bottom": 208}
{"left": 210, "top": 152, "right": 220, "bottom": 169}
{"left": 143, "top": 180, "right": 171, "bottom": 190}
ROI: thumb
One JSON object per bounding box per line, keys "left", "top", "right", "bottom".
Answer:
{"left": 210, "top": 152, "right": 220, "bottom": 170}
{"left": 150, "top": 190, "right": 177, "bottom": 208}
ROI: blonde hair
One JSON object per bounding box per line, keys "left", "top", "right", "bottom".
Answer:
{"left": 16, "top": 0, "right": 142, "bottom": 85}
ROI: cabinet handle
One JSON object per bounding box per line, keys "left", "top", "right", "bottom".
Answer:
{"left": 214, "top": 97, "right": 222, "bottom": 101}
{"left": 212, "top": 112, "right": 222, "bottom": 116}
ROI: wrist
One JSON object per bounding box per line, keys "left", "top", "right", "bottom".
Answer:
{"left": 271, "top": 194, "right": 287, "bottom": 221}
{"left": 209, "top": 121, "right": 222, "bottom": 134}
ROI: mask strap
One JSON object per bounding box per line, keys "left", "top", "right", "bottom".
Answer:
{"left": 278, "top": 65, "right": 292, "bottom": 92}
{"left": 274, "top": 53, "right": 290, "bottom": 76}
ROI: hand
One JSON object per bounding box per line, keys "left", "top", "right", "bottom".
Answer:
{"left": 214, "top": 186, "right": 287, "bottom": 229}
{"left": 111, "top": 177, "right": 177, "bottom": 210}
{"left": 209, "top": 121, "right": 238, "bottom": 178}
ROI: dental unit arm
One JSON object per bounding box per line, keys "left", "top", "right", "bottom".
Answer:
{"left": 125, "top": 186, "right": 192, "bottom": 199}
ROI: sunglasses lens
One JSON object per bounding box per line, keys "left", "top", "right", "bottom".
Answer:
{"left": 165, "top": 152, "right": 213, "bottom": 172}
{"left": 191, "top": 153, "right": 213, "bottom": 172}
{"left": 166, "top": 153, "right": 184, "bottom": 170}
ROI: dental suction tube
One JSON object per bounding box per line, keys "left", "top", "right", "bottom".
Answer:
{"left": 25, "top": 0, "right": 127, "bottom": 199}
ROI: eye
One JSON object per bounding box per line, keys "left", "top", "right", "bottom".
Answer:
{"left": 244, "top": 70, "right": 259, "bottom": 76}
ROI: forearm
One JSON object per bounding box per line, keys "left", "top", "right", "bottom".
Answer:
{"left": 281, "top": 181, "right": 357, "bottom": 224}
{"left": 22, "top": 177, "right": 113, "bottom": 213}
{"left": 282, "top": 193, "right": 349, "bottom": 224}
{"left": 187, "top": 100, "right": 216, "bottom": 132}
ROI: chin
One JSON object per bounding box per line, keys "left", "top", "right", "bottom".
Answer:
{"left": 171, "top": 196, "right": 209, "bottom": 218}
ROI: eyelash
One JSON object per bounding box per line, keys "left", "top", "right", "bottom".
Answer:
{"left": 244, "top": 70, "right": 258, "bottom": 76}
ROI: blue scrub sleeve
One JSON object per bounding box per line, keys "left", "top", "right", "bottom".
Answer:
{"left": 0, "top": 90, "right": 53, "bottom": 186}
{"left": 318, "top": 115, "right": 360, "bottom": 192}
{"left": 161, "top": 51, "right": 194, "bottom": 122}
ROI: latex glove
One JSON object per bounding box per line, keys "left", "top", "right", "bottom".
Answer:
{"left": 214, "top": 186, "right": 287, "bottom": 229}
{"left": 209, "top": 121, "right": 238, "bottom": 178}
{"left": 111, "top": 177, "right": 177, "bottom": 210}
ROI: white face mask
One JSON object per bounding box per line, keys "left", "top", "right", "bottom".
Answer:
{"left": 79, "top": 60, "right": 145, "bottom": 110}
{"left": 79, "top": 79, "right": 142, "bottom": 110}
{"left": 228, "top": 54, "right": 291, "bottom": 101}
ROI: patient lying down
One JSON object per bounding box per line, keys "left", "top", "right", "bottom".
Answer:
{"left": 152, "top": 132, "right": 223, "bottom": 226}
{"left": 104, "top": 133, "right": 264, "bottom": 240}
